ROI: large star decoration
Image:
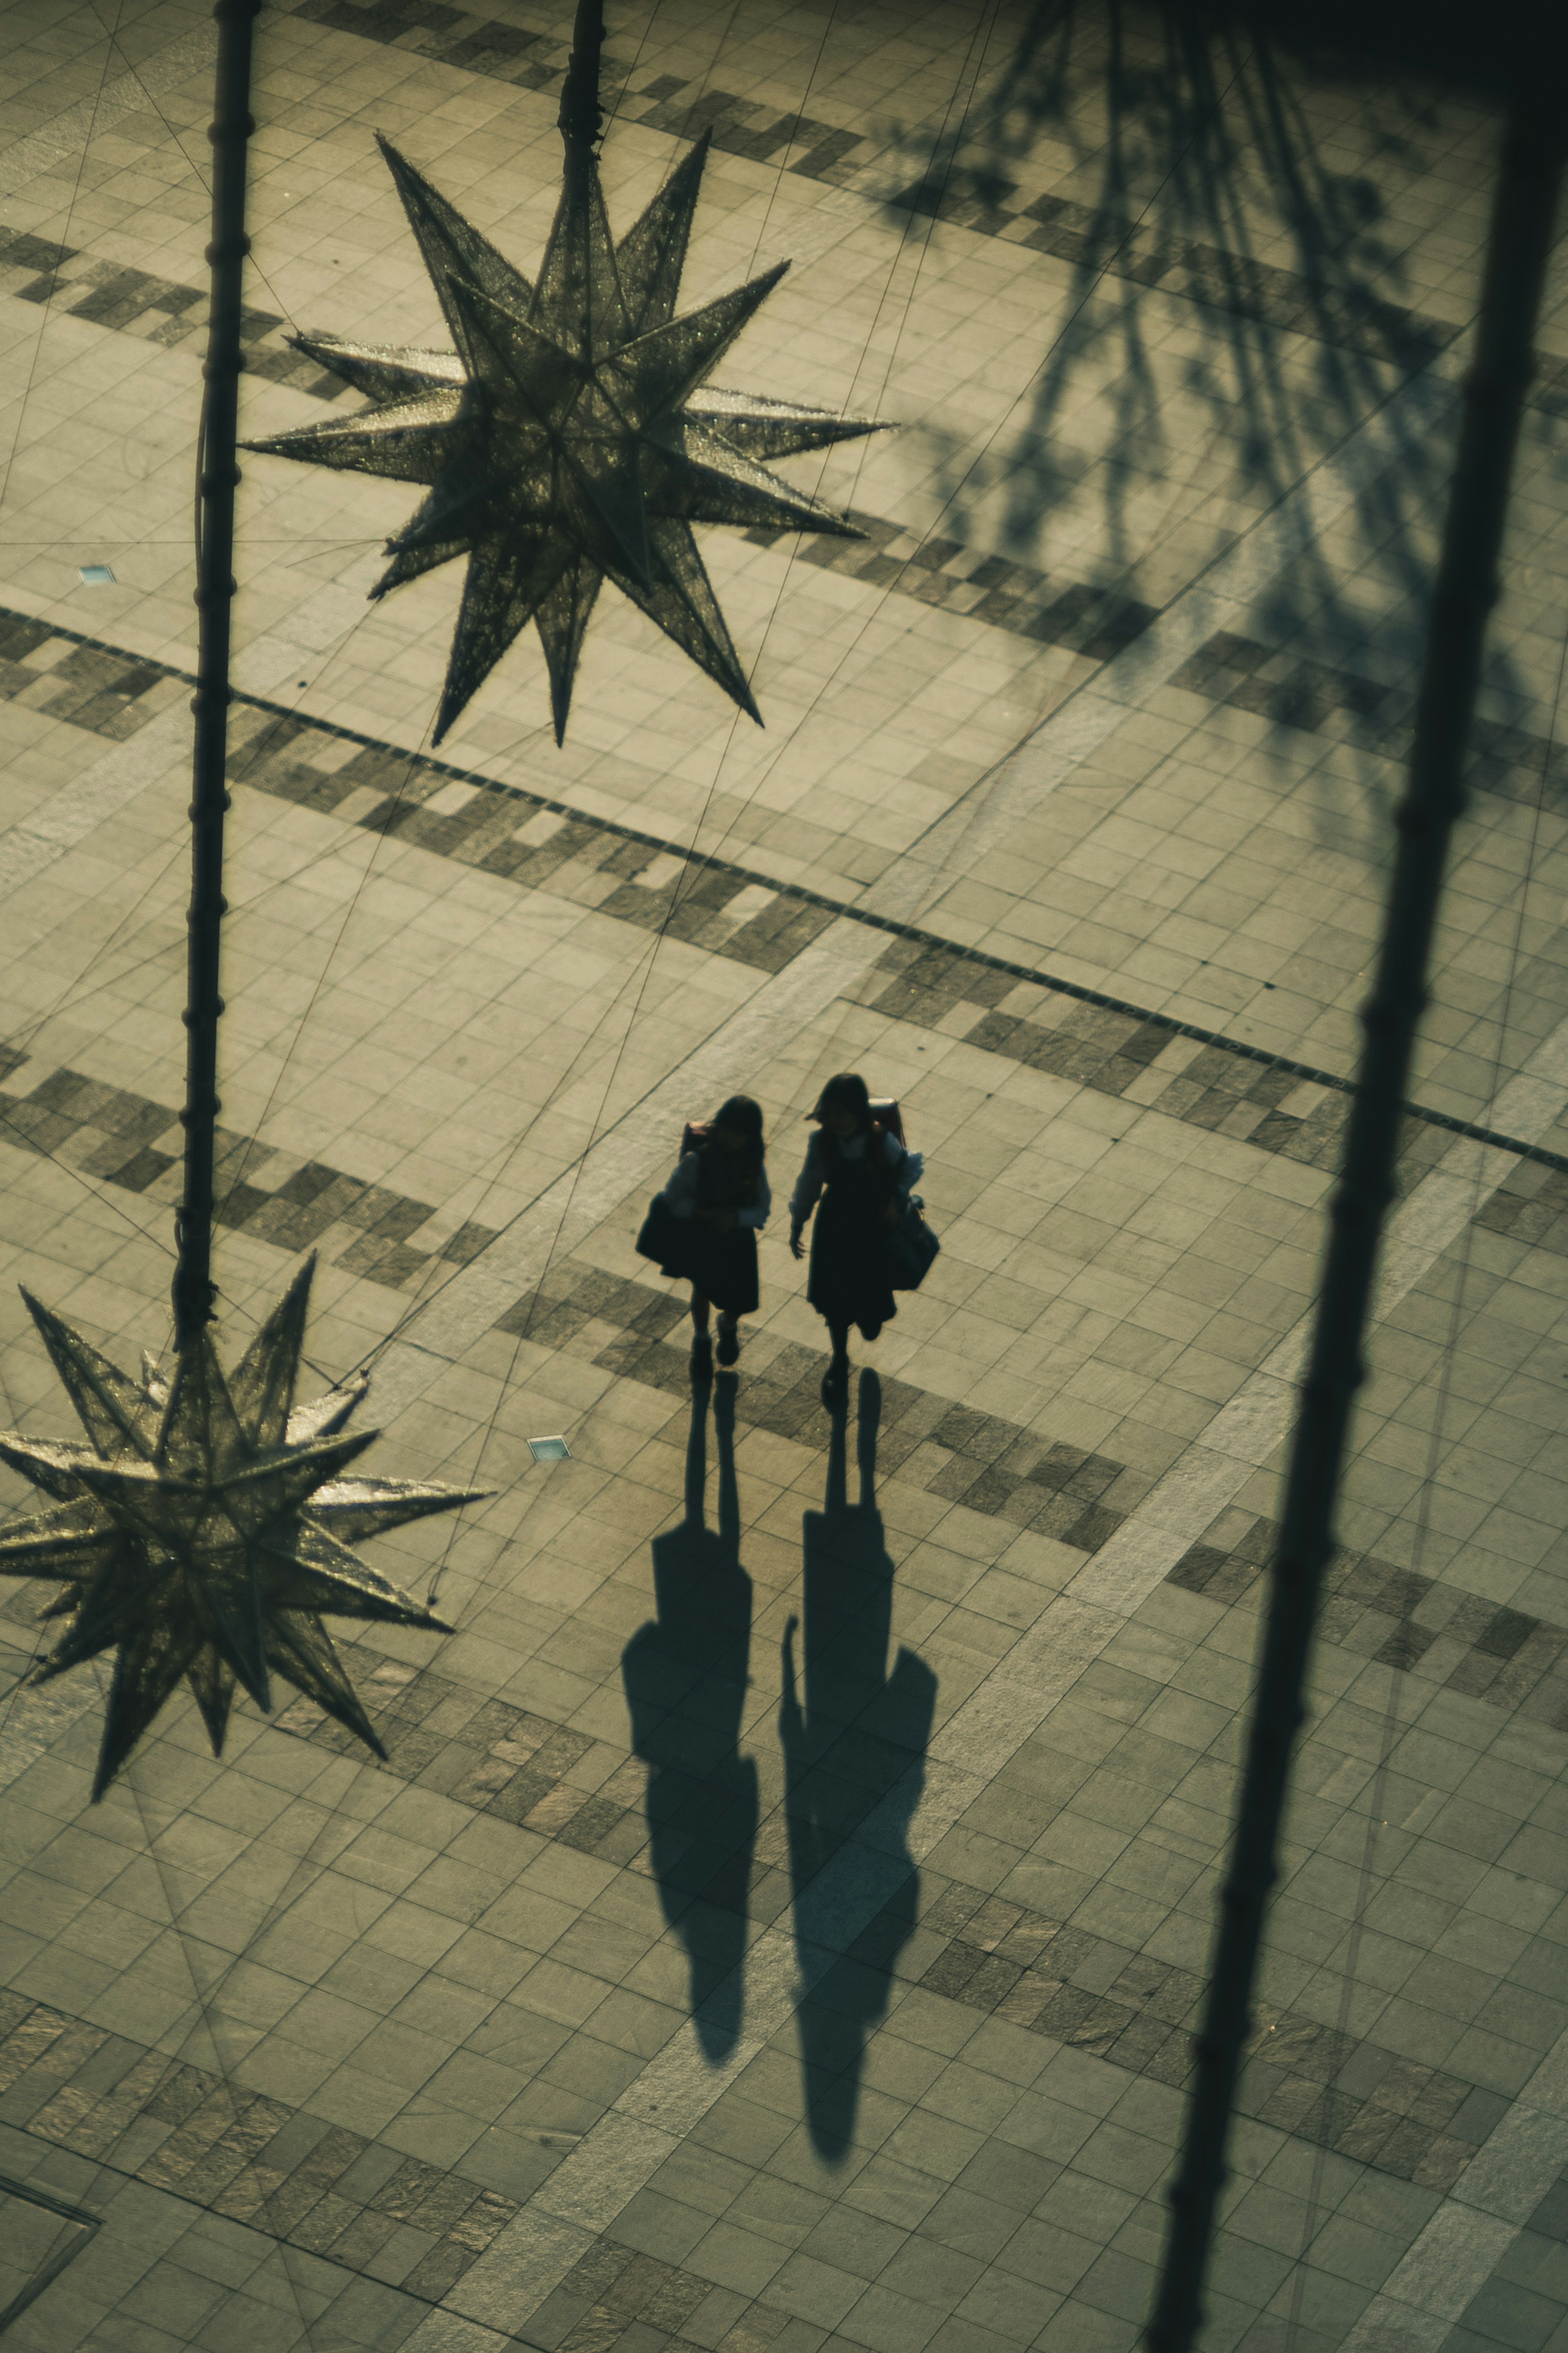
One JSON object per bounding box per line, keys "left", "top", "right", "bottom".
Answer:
{"left": 0, "top": 1260, "right": 482, "bottom": 1799}
{"left": 243, "top": 131, "right": 891, "bottom": 744}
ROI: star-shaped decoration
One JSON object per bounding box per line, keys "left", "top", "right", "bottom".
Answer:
{"left": 243, "top": 129, "right": 891, "bottom": 743}
{"left": 0, "top": 1260, "right": 483, "bottom": 1798}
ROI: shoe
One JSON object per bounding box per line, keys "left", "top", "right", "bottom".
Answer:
{"left": 821, "top": 1356, "right": 849, "bottom": 1408}
{"left": 717, "top": 1316, "right": 739, "bottom": 1367}
{"left": 690, "top": 1333, "right": 713, "bottom": 1381}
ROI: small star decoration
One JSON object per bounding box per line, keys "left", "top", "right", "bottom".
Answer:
{"left": 244, "top": 129, "right": 890, "bottom": 743}
{"left": 0, "top": 1260, "right": 481, "bottom": 1798}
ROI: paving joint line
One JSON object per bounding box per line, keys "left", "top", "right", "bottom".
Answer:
{"left": 7, "top": 602, "right": 1564, "bottom": 1180}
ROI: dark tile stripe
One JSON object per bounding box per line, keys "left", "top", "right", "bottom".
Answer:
{"left": 1168, "top": 1510, "right": 1568, "bottom": 1731}
{"left": 0, "top": 205, "right": 1156, "bottom": 658}
{"left": 1433, "top": 2164, "right": 1568, "bottom": 2351}
{"left": 1173, "top": 629, "right": 1568, "bottom": 808}
{"left": 0, "top": 223, "right": 336, "bottom": 396}
{"left": 0, "top": 1047, "right": 488, "bottom": 1293}
{"left": 1475, "top": 1159, "right": 1568, "bottom": 1261}
{"left": 0, "top": 1987, "right": 518, "bottom": 2300}
{"left": 853, "top": 936, "right": 1546, "bottom": 1195}
{"left": 521, "top": 2237, "right": 798, "bottom": 2353}
{"left": 740, "top": 507, "right": 1157, "bottom": 658}
{"left": 281, "top": 0, "right": 1555, "bottom": 423}
{"left": 901, "top": 1876, "right": 1505, "bottom": 2196}
{"left": 225, "top": 718, "right": 841, "bottom": 983}
{"left": 486, "top": 1269, "right": 1568, "bottom": 1729}
{"left": 492, "top": 1263, "right": 1141, "bottom": 1549}
{"left": 889, "top": 170, "right": 1472, "bottom": 380}
{"left": 3, "top": 604, "right": 1561, "bottom": 1188}
{"left": 1, "top": 1657, "right": 1500, "bottom": 2254}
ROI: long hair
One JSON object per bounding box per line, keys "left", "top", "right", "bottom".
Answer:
{"left": 709, "top": 1094, "right": 764, "bottom": 1182}
{"left": 809, "top": 1072, "right": 873, "bottom": 1132}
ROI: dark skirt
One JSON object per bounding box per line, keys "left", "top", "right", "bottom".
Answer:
{"left": 806, "top": 1188, "right": 896, "bottom": 1336}
{"left": 657, "top": 1218, "right": 759, "bottom": 1316}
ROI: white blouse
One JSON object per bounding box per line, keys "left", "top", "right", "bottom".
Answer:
{"left": 789, "top": 1127, "right": 924, "bottom": 1226}
{"left": 662, "top": 1151, "right": 771, "bottom": 1229}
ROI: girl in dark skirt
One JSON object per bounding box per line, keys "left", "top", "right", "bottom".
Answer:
{"left": 655, "top": 1095, "right": 771, "bottom": 1376}
{"left": 788, "top": 1073, "right": 924, "bottom": 1407}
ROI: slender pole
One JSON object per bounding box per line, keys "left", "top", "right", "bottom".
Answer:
{"left": 1145, "top": 97, "right": 1562, "bottom": 2353}
{"left": 557, "top": 0, "right": 605, "bottom": 164}
{"left": 173, "top": 0, "right": 261, "bottom": 1347}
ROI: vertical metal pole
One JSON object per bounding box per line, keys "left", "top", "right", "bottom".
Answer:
{"left": 1146, "top": 96, "right": 1562, "bottom": 2353}
{"left": 173, "top": 0, "right": 261, "bottom": 1346}
{"left": 558, "top": 0, "right": 605, "bottom": 165}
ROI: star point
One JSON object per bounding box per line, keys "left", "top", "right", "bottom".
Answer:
{"left": 0, "top": 1259, "right": 483, "bottom": 1798}
{"left": 244, "top": 134, "right": 892, "bottom": 742}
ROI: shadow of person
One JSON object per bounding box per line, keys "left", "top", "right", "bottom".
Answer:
{"left": 621, "top": 1372, "right": 758, "bottom": 2063}
{"left": 780, "top": 1370, "right": 938, "bottom": 2161}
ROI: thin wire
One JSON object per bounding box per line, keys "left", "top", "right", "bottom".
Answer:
{"left": 0, "top": 1100, "right": 178, "bottom": 1257}
{"left": 328, "top": 11, "right": 996, "bottom": 1392}
{"left": 55, "top": 21, "right": 341, "bottom": 2347}
{"left": 70, "top": 22, "right": 714, "bottom": 2126}
{"left": 0, "top": 9, "right": 986, "bottom": 1274}
{"left": 0, "top": 2, "right": 1001, "bottom": 1403}
{"left": 110, "top": 1704, "right": 330, "bottom": 2352}
{"left": 203, "top": 0, "right": 711, "bottom": 1244}
{"left": 209, "top": 713, "right": 438, "bottom": 1229}
{"left": 0, "top": 0, "right": 127, "bottom": 520}
{"left": 668, "top": 0, "right": 1007, "bottom": 893}
{"left": 0, "top": 32, "right": 325, "bottom": 2328}
{"left": 869, "top": 14, "right": 1249, "bottom": 558}
{"left": 1279, "top": 601, "right": 1568, "bottom": 2344}
{"left": 78, "top": 0, "right": 313, "bottom": 348}
{"left": 203, "top": 0, "right": 677, "bottom": 1256}
{"left": 820, "top": 26, "right": 1257, "bottom": 931}
{"left": 416, "top": 0, "right": 857, "bottom": 1610}
{"left": 0, "top": 628, "right": 506, "bottom": 1079}
{"left": 839, "top": 9, "right": 1007, "bottom": 515}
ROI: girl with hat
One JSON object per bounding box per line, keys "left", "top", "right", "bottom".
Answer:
{"left": 788, "top": 1073, "right": 923, "bottom": 1407}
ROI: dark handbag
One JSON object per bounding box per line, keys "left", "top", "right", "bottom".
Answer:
{"left": 635, "top": 1193, "right": 685, "bottom": 1272}
{"left": 885, "top": 1194, "right": 939, "bottom": 1289}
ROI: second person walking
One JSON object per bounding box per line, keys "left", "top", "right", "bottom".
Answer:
{"left": 789, "top": 1073, "right": 924, "bottom": 1407}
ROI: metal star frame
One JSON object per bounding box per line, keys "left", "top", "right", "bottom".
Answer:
{"left": 243, "top": 129, "right": 891, "bottom": 743}
{"left": 0, "top": 1260, "right": 483, "bottom": 1798}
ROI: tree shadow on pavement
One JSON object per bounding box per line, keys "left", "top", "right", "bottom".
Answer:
{"left": 879, "top": 0, "right": 1535, "bottom": 836}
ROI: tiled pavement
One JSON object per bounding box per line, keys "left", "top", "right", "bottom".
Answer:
{"left": 1170, "top": 632, "right": 1568, "bottom": 814}
{"left": 3, "top": 602, "right": 1565, "bottom": 1195}
{"left": 0, "top": 1985, "right": 521, "bottom": 2304}
{"left": 6, "top": 3, "right": 1568, "bottom": 2352}
{"left": 3, "top": 3, "right": 1564, "bottom": 1139}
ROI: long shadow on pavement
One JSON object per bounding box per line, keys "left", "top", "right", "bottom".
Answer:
{"left": 622, "top": 1371, "right": 759, "bottom": 2065}
{"left": 782, "top": 1370, "right": 939, "bottom": 2161}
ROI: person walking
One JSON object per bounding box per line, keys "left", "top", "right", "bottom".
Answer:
{"left": 656, "top": 1095, "right": 771, "bottom": 1377}
{"left": 788, "top": 1073, "right": 923, "bottom": 1407}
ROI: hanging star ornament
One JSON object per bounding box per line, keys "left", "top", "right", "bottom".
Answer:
{"left": 242, "top": 127, "right": 891, "bottom": 743}
{"left": 0, "top": 1260, "right": 484, "bottom": 1799}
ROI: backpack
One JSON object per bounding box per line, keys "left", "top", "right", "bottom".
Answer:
{"left": 870, "top": 1098, "right": 937, "bottom": 1288}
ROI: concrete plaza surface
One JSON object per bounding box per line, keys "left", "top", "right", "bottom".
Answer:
{"left": 1, "top": 0, "right": 1568, "bottom": 2348}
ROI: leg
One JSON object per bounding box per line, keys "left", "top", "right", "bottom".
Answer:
{"left": 821, "top": 1320, "right": 850, "bottom": 1408}
{"left": 690, "top": 1289, "right": 713, "bottom": 1380}
{"left": 716, "top": 1309, "right": 739, "bottom": 1366}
